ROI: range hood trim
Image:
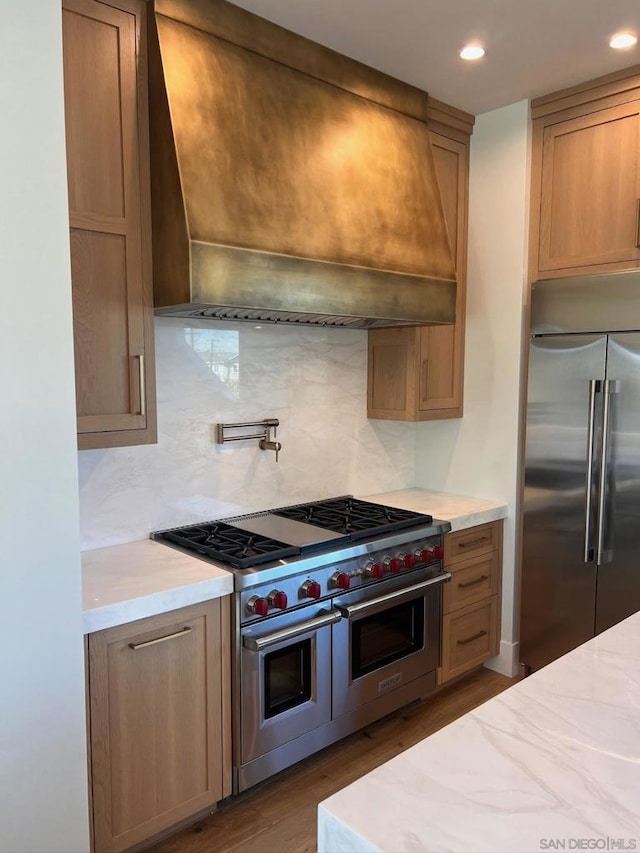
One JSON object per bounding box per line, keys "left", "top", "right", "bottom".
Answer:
{"left": 153, "top": 241, "right": 456, "bottom": 327}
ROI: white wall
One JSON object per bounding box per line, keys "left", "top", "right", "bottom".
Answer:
{"left": 415, "top": 100, "right": 531, "bottom": 676}
{"left": 0, "top": 3, "right": 89, "bottom": 851}
{"left": 79, "top": 318, "right": 417, "bottom": 548}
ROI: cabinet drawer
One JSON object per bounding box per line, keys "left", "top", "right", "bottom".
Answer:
{"left": 443, "top": 551, "right": 499, "bottom": 613}
{"left": 440, "top": 596, "right": 498, "bottom": 682}
{"left": 445, "top": 521, "right": 499, "bottom": 564}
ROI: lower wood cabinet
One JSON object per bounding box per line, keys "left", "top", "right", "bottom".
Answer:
{"left": 439, "top": 521, "right": 503, "bottom": 684}
{"left": 87, "top": 599, "right": 231, "bottom": 853}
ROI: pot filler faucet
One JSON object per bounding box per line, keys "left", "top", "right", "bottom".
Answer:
{"left": 216, "top": 418, "right": 282, "bottom": 461}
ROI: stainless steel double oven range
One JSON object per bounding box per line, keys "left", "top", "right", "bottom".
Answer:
{"left": 154, "top": 497, "right": 450, "bottom": 793}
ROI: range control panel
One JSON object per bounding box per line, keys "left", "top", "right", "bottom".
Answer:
{"left": 239, "top": 534, "right": 445, "bottom": 625}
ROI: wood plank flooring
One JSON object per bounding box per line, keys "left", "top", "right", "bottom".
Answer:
{"left": 148, "top": 668, "right": 515, "bottom": 853}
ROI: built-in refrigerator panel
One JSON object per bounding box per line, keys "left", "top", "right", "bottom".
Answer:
{"left": 530, "top": 273, "right": 640, "bottom": 335}
{"left": 520, "top": 334, "right": 606, "bottom": 671}
{"left": 595, "top": 332, "right": 640, "bottom": 633}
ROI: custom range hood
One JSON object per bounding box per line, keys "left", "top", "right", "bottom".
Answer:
{"left": 148, "top": 0, "right": 457, "bottom": 328}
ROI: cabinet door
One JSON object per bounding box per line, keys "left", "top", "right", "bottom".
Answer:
{"left": 417, "top": 132, "right": 468, "bottom": 417}
{"left": 440, "top": 596, "right": 499, "bottom": 682}
{"left": 63, "top": 0, "right": 156, "bottom": 448}
{"left": 367, "top": 127, "right": 469, "bottom": 422}
{"left": 538, "top": 101, "right": 640, "bottom": 274}
{"left": 88, "top": 600, "right": 230, "bottom": 853}
{"left": 367, "top": 327, "right": 419, "bottom": 420}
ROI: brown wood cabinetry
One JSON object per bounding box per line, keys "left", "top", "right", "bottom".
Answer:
{"left": 439, "top": 520, "right": 502, "bottom": 684}
{"left": 368, "top": 100, "right": 472, "bottom": 421}
{"left": 63, "top": 0, "right": 156, "bottom": 450}
{"left": 530, "top": 66, "right": 640, "bottom": 281}
{"left": 87, "top": 600, "right": 231, "bottom": 853}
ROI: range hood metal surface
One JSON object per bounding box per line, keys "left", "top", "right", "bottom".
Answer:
{"left": 148, "top": 0, "right": 457, "bottom": 329}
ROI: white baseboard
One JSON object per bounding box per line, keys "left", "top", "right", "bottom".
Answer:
{"left": 484, "top": 639, "right": 520, "bottom": 678}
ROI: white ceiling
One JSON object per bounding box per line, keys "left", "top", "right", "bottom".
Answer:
{"left": 228, "top": 0, "right": 640, "bottom": 115}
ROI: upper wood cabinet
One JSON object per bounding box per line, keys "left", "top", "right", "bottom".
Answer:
{"left": 367, "top": 100, "right": 472, "bottom": 421}
{"left": 530, "top": 66, "right": 640, "bottom": 280}
{"left": 87, "top": 599, "right": 231, "bottom": 853}
{"left": 63, "top": 0, "right": 157, "bottom": 449}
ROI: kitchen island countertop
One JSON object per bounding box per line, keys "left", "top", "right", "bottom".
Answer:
{"left": 318, "top": 610, "right": 640, "bottom": 852}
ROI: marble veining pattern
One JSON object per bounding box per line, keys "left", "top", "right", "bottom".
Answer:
{"left": 364, "top": 488, "right": 507, "bottom": 530}
{"left": 78, "top": 318, "right": 416, "bottom": 549}
{"left": 82, "top": 539, "right": 233, "bottom": 633}
{"left": 318, "top": 613, "right": 640, "bottom": 852}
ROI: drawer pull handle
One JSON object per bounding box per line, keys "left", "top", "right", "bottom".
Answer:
{"left": 129, "top": 626, "right": 192, "bottom": 650}
{"left": 457, "top": 629, "right": 487, "bottom": 646}
{"left": 458, "top": 574, "right": 489, "bottom": 589}
{"left": 458, "top": 536, "right": 490, "bottom": 549}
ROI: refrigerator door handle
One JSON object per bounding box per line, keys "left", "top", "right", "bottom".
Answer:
{"left": 584, "top": 379, "right": 601, "bottom": 563}
{"left": 596, "top": 379, "right": 617, "bottom": 564}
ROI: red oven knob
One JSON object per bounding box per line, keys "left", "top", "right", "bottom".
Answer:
{"left": 417, "top": 548, "right": 433, "bottom": 564}
{"left": 331, "top": 571, "right": 351, "bottom": 590}
{"left": 246, "top": 595, "right": 269, "bottom": 616}
{"left": 385, "top": 556, "right": 402, "bottom": 573}
{"left": 402, "top": 553, "right": 416, "bottom": 569}
{"left": 363, "top": 561, "right": 385, "bottom": 580}
{"left": 418, "top": 544, "right": 444, "bottom": 564}
{"left": 268, "top": 590, "right": 288, "bottom": 610}
{"left": 300, "top": 579, "right": 321, "bottom": 600}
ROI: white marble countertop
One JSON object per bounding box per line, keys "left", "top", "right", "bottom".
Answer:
{"left": 318, "top": 611, "right": 640, "bottom": 853}
{"left": 82, "top": 539, "right": 233, "bottom": 634}
{"left": 81, "top": 490, "right": 506, "bottom": 634}
{"left": 364, "top": 488, "right": 507, "bottom": 531}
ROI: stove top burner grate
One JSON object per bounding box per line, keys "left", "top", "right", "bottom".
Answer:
{"left": 154, "top": 497, "right": 435, "bottom": 570}
{"left": 161, "top": 521, "right": 300, "bottom": 569}
{"left": 272, "top": 497, "right": 431, "bottom": 538}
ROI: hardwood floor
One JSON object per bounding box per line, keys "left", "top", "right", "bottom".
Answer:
{"left": 147, "top": 668, "right": 515, "bottom": 853}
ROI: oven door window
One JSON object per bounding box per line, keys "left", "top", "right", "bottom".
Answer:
{"left": 351, "top": 597, "right": 425, "bottom": 679}
{"left": 264, "top": 638, "right": 312, "bottom": 719}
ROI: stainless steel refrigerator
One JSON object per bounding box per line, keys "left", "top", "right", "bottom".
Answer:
{"left": 520, "top": 274, "right": 640, "bottom": 672}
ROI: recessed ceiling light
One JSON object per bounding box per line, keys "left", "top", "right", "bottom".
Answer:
{"left": 609, "top": 32, "right": 637, "bottom": 49}
{"left": 460, "top": 44, "right": 485, "bottom": 61}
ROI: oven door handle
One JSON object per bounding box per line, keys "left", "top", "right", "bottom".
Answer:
{"left": 337, "top": 572, "right": 452, "bottom": 619}
{"left": 242, "top": 608, "right": 343, "bottom": 652}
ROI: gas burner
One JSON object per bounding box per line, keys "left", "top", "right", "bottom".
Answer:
{"left": 161, "top": 520, "right": 299, "bottom": 569}
{"left": 153, "top": 496, "right": 436, "bottom": 572}
{"left": 272, "top": 497, "right": 431, "bottom": 539}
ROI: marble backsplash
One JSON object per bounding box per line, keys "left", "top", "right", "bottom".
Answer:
{"left": 78, "top": 318, "right": 417, "bottom": 549}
